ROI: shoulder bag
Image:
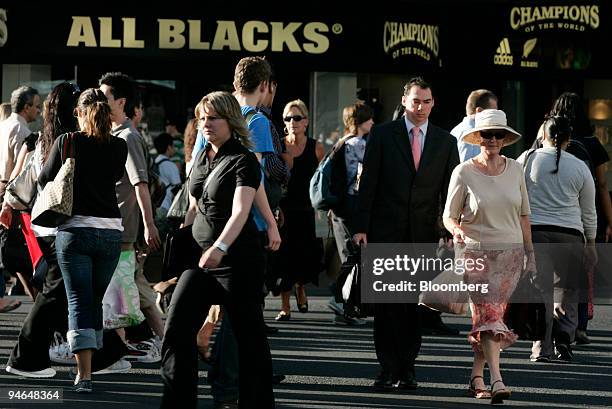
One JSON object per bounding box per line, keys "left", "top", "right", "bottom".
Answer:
{"left": 31, "top": 133, "right": 76, "bottom": 227}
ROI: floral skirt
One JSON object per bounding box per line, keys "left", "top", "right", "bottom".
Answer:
{"left": 463, "top": 247, "right": 524, "bottom": 352}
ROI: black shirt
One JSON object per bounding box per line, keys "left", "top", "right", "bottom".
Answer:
{"left": 190, "top": 136, "right": 261, "bottom": 249}
{"left": 38, "top": 132, "right": 127, "bottom": 219}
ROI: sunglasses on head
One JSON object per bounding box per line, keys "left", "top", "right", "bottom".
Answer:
{"left": 480, "top": 130, "right": 506, "bottom": 140}
{"left": 283, "top": 115, "right": 305, "bottom": 122}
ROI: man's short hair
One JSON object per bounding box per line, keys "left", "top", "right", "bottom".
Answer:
{"left": 11, "top": 86, "right": 39, "bottom": 113}
{"left": 98, "top": 72, "right": 137, "bottom": 117}
{"left": 154, "top": 132, "right": 174, "bottom": 155}
{"left": 234, "top": 57, "right": 272, "bottom": 94}
{"left": 466, "top": 89, "right": 498, "bottom": 115}
{"left": 403, "top": 77, "right": 432, "bottom": 96}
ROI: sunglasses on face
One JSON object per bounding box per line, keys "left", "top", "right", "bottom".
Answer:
{"left": 480, "top": 131, "right": 506, "bottom": 140}
{"left": 283, "top": 115, "right": 305, "bottom": 122}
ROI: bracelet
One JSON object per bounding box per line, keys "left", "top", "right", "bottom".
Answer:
{"left": 213, "top": 240, "right": 229, "bottom": 253}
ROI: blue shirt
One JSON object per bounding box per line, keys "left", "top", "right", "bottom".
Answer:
{"left": 241, "top": 106, "right": 274, "bottom": 154}
{"left": 403, "top": 116, "right": 428, "bottom": 154}
{"left": 193, "top": 130, "right": 207, "bottom": 162}
{"left": 450, "top": 116, "right": 480, "bottom": 162}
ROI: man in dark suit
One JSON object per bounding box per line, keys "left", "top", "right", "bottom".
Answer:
{"left": 354, "top": 77, "right": 459, "bottom": 390}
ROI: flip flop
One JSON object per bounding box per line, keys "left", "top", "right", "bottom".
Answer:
{"left": 0, "top": 300, "right": 22, "bottom": 313}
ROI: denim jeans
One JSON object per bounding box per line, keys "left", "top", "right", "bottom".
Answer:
{"left": 56, "top": 227, "right": 121, "bottom": 353}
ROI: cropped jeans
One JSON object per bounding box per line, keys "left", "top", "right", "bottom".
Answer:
{"left": 55, "top": 227, "right": 121, "bottom": 353}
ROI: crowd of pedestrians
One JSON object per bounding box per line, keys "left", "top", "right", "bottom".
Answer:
{"left": 0, "top": 57, "right": 609, "bottom": 409}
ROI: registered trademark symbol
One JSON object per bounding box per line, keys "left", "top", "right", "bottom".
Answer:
{"left": 332, "top": 24, "right": 343, "bottom": 35}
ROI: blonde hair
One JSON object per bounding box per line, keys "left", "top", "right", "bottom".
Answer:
{"left": 283, "top": 99, "right": 309, "bottom": 119}
{"left": 195, "top": 91, "right": 251, "bottom": 148}
{"left": 77, "top": 88, "right": 112, "bottom": 142}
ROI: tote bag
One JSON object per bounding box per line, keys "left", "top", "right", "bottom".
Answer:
{"left": 6, "top": 154, "right": 38, "bottom": 210}
{"left": 31, "top": 134, "right": 76, "bottom": 227}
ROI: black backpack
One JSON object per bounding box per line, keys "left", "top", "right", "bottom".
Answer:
{"left": 149, "top": 157, "right": 172, "bottom": 209}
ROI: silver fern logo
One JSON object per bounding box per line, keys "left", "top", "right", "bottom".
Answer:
{"left": 521, "top": 38, "right": 539, "bottom": 68}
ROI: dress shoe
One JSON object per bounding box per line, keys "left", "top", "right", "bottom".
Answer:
{"left": 373, "top": 372, "right": 394, "bottom": 391}
{"left": 264, "top": 323, "right": 279, "bottom": 335}
{"left": 271, "top": 373, "right": 285, "bottom": 384}
{"left": 213, "top": 400, "right": 238, "bottom": 409}
{"left": 394, "top": 375, "right": 418, "bottom": 390}
{"left": 575, "top": 329, "right": 591, "bottom": 345}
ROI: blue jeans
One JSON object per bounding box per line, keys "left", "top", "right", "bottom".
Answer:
{"left": 56, "top": 228, "right": 121, "bottom": 353}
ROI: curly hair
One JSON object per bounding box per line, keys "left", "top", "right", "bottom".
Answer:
{"left": 40, "top": 82, "right": 79, "bottom": 163}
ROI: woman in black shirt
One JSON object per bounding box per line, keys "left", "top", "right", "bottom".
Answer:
{"left": 160, "top": 91, "right": 274, "bottom": 409}
{"left": 38, "top": 88, "right": 127, "bottom": 393}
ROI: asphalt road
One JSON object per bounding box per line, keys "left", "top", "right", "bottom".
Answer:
{"left": 0, "top": 295, "right": 611, "bottom": 409}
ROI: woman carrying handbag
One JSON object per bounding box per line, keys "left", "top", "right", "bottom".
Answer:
{"left": 38, "top": 88, "right": 127, "bottom": 393}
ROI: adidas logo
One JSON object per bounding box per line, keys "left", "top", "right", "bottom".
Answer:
{"left": 494, "top": 38, "right": 513, "bottom": 66}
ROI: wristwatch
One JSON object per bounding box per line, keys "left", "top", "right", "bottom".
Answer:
{"left": 214, "top": 240, "right": 229, "bottom": 254}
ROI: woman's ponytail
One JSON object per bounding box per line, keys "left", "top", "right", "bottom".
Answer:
{"left": 77, "top": 88, "right": 112, "bottom": 142}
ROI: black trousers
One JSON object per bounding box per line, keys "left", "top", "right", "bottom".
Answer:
{"left": 8, "top": 236, "right": 67, "bottom": 371}
{"left": 373, "top": 303, "right": 421, "bottom": 381}
{"left": 160, "top": 268, "right": 274, "bottom": 409}
{"left": 8, "top": 236, "right": 127, "bottom": 372}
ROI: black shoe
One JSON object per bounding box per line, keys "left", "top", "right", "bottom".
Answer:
{"left": 575, "top": 329, "right": 591, "bottom": 345}
{"left": 271, "top": 373, "right": 285, "bottom": 384}
{"left": 373, "top": 372, "right": 394, "bottom": 391}
{"left": 213, "top": 400, "right": 238, "bottom": 409}
{"left": 264, "top": 323, "right": 279, "bottom": 335}
{"left": 395, "top": 374, "right": 418, "bottom": 390}
{"left": 555, "top": 343, "right": 574, "bottom": 362}
{"left": 425, "top": 320, "right": 460, "bottom": 336}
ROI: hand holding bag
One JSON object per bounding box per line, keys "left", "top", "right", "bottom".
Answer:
{"left": 419, "top": 268, "right": 470, "bottom": 315}
{"left": 31, "top": 134, "right": 76, "bottom": 227}
{"left": 103, "top": 251, "right": 146, "bottom": 329}
{"left": 6, "top": 154, "right": 38, "bottom": 211}
{"left": 419, "top": 242, "right": 469, "bottom": 315}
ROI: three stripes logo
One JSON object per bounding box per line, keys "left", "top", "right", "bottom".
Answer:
{"left": 494, "top": 38, "right": 513, "bottom": 66}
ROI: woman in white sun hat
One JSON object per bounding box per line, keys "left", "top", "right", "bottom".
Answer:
{"left": 443, "top": 109, "right": 536, "bottom": 404}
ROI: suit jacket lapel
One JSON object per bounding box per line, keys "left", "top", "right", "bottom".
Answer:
{"left": 419, "top": 125, "right": 437, "bottom": 170}
{"left": 391, "top": 119, "right": 415, "bottom": 172}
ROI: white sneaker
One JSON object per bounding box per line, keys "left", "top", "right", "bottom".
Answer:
{"left": 6, "top": 365, "right": 56, "bottom": 378}
{"left": 93, "top": 359, "right": 131, "bottom": 375}
{"left": 49, "top": 332, "right": 75, "bottom": 364}
{"left": 125, "top": 338, "right": 161, "bottom": 363}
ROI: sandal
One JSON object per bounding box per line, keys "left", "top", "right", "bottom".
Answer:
{"left": 294, "top": 286, "right": 308, "bottom": 313}
{"left": 490, "top": 379, "right": 511, "bottom": 404}
{"left": 467, "top": 375, "right": 491, "bottom": 399}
